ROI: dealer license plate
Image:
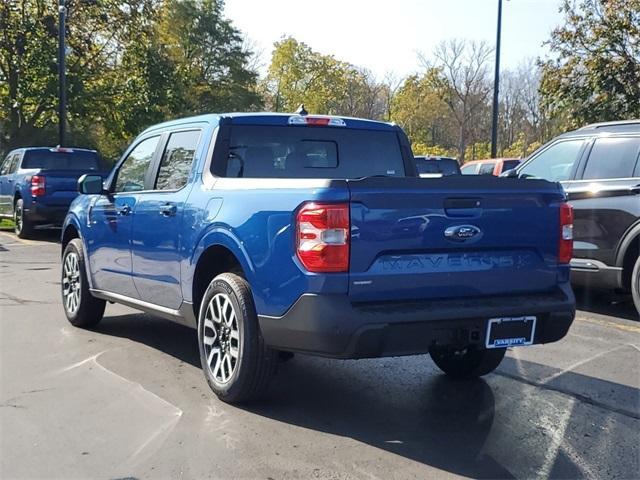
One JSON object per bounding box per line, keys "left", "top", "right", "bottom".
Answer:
{"left": 485, "top": 316, "right": 536, "bottom": 349}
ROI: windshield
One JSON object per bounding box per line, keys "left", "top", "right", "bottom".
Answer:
{"left": 222, "top": 125, "right": 405, "bottom": 178}
{"left": 22, "top": 150, "right": 100, "bottom": 170}
{"left": 415, "top": 158, "right": 460, "bottom": 176}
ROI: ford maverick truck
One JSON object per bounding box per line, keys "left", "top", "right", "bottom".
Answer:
{"left": 60, "top": 113, "right": 576, "bottom": 403}
{"left": 0, "top": 147, "right": 103, "bottom": 238}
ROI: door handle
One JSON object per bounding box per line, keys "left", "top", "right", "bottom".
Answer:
{"left": 630, "top": 184, "right": 640, "bottom": 194}
{"left": 117, "top": 205, "right": 132, "bottom": 216}
{"left": 159, "top": 203, "right": 177, "bottom": 217}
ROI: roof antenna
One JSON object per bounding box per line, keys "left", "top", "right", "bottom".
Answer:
{"left": 296, "top": 104, "right": 308, "bottom": 116}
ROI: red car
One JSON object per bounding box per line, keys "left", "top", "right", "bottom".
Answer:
{"left": 461, "top": 158, "right": 521, "bottom": 176}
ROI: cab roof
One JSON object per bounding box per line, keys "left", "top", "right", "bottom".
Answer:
{"left": 9, "top": 146, "right": 98, "bottom": 154}
{"left": 560, "top": 119, "right": 640, "bottom": 138}
{"left": 140, "top": 112, "right": 398, "bottom": 135}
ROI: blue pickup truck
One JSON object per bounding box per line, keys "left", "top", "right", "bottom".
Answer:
{"left": 0, "top": 147, "right": 103, "bottom": 238}
{"left": 60, "top": 113, "right": 576, "bottom": 403}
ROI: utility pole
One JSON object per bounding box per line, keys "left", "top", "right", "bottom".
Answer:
{"left": 58, "top": 0, "right": 66, "bottom": 146}
{"left": 490, "top": 0, "right": 502, "bottom": 159}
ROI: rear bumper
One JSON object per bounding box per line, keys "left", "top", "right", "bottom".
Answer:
{"left": 258, "top": 283, "right": 576, "bottom": 359}
{"left": 570, "top": 258, "right": 622, "bottom": 290}
{"left": 25, "top": 202, "right": 70, "bottom": 226}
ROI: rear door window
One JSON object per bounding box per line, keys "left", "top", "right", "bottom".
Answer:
{"left": 3, "top": 153, "right": 21, "bottom": 174}
{"left": 0, "top": 154, "right": 15, "bottom": 175}
{"left": 581, "top": 137, "right": 640, "bottom": 180}
{"left": 478, "top": 162, "right": 496, "bottom": 175}
{"left": 155, "top": 130, "right": 201, "bottom": 190}
{"left": 223, "top": 125, "right": 405, "bottom": 179}
{"left": 460, "top": 163, "right": 478, "bottom": 175}
{"left": 519, "top": 140, "right": 584, "bottom": 181}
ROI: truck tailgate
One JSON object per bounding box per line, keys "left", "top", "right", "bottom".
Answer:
{"left": 347, "top": 176, "right": 565, "bottom": 302}
{"left": 33, "top": 170, "right": 99, "bottom": 206}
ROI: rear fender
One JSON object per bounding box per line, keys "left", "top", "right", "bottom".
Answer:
{"left": 616, "top": 221, "right": 640, "bottom": 268}
{"left": 186, "top": 227, "right": 255, "bottom": 303}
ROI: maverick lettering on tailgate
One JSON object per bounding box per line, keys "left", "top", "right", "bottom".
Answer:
{"left": 380, "top": 252, "right": 534, "bottom": 272}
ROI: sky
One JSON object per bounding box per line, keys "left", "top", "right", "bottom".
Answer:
{"left": 224, "top": 0, "right": 565, "bottom": 78}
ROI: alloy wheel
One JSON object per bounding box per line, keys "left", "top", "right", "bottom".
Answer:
{"left": 202, "top": 293, "right": 240, "bottom": 384}
{"left": 62, "top": 252, "right": 81, "bottom": 314}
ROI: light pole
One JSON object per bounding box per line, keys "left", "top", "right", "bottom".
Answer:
{"left": 490, "top": 0, "right": 502, "bottom": 159}
{"left": 58, "top": 0, "right": 66, "bottom": 146}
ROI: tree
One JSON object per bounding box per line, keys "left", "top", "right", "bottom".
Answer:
{"left": 0, "top": 0, "right": 261, "bottom": 160}
{"left": 158, "top": 0, "right": 261, "bottom": 113}
{"left": 339, "top": 67, "right": 387, "bottom": 119}
{"left": 422, "top": 40, "right": 493, "bottom": 161}
{"left": 540, "top": 0, "right": 640, "bottom": 127}
{"left": 262, "top": 37, "right": 390, "bottom": 119}
{"left": 390, "top": 70, "right": 453, "bottom": 148}
{"left": 0, "top": 0, "right": 135, "bottom": 152}
{"left": 264, "top": 37, "right": 348, "bottom": 114}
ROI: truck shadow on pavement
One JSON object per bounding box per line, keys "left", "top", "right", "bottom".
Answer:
{"left": 0, "top": 228, "right": 61, "bottom": 244}
{"left": 573, "top": 288, "right": 638, "bottom": 321}
{"left": 95, "top": 313, "right": 639, "bottom": 479}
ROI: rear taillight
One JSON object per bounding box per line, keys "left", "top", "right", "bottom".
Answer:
{"left": 558, "top": 202, "right": 573, "bottom": 264}
{"left": 296, "top": 202, "right": 349, "bottom": 272}
{"left": 31, "top": 175, "right": 46, "bottom": 197}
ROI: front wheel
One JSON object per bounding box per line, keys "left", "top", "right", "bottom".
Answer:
{"left": 197, "top": 273, "right": 277, "bottom": 403}
{"left": 430, "top": 346, "right": 506, "bottom": 379}
{"left": 61, "top": 239, "right": 106, "bottom": 327}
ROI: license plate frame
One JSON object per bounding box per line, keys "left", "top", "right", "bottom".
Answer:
{"left": 485, "top": 316, "right": 536, "bottom": 349}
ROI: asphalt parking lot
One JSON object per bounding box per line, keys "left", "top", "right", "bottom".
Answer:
{"left": 1, "top": 230, "right": 639, "bottom": 480}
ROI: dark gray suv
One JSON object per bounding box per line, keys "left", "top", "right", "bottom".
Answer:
{"left": 514, "top": 120, "right": 640, "bottom": 314}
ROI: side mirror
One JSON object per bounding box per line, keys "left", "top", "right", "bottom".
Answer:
{"left": 78, "top": 174, "right": 105, "bottom": 194}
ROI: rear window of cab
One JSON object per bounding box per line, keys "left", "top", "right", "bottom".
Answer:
{"left": 220, "top": 125, "right": 406, "bottom": 179}
{"left": 22, "top": 150, "right": 101, "bottom": 170}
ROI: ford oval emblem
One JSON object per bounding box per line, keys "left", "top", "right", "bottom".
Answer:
{"left": 444, "top": 224, "right": 483, "bottom": 243}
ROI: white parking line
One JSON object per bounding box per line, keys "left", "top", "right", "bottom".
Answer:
{"left": 538, "top": 344, "right": 630, "bottom": 385}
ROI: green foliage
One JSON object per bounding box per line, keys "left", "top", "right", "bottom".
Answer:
{"left": 411, "top": 142, "right": 457, "bottom": 158}
{"left": 464, "top": 142, "right": 491, "bottom": 162}
{"left": 158, "top": 0, "right": 261, "bottom": 113}
{"left": 262, "top": 37, "right": 386, "bottom": 118}
{"left": 264, "top": 37, "right": 347, "bottom": 113}
{"left": 0, "top": 0, "right": 261, "bottom": 160}
{"left": 2, "top": 0, "right": 639, "bottom": 163}
{"left": 390, "top": 71, "right": 453, "bottom": 148}
{"left": 502, "top": 133, "right": 541, "bottom": 159}
{"left": 540, "top": 0, "right": 640, "bottom": 127}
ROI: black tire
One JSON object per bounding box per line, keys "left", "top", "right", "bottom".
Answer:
{"left": 632, "top": 256, "right": 640, "bottom": 316}
{"left": 14, "top": 198, "right": 34, "bottom": 239}
{"left": 61, "top": 239, "right": 105, "bottom": 327}
{"left": 197, "top": 273, "right": 277, "bottom": 403}
{"left": 430, "top": 346, "right": 506, "bottom": 379}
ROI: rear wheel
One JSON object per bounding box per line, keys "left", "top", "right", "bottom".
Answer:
{"left": 61, "top": 239, "right": 105, "bottom": 327}
{"left": 14, "top": 198, "right": 34, "bottom": 239}
{"left": 430, "top": 346, "right": 506, "bottom": 379}
{"left": 632, "top": 256, "right": 640, "bottom": 316}
{"left": 198, "top": 273, "right": 277, "bottom": 403}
